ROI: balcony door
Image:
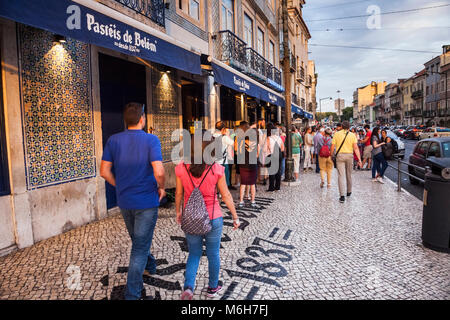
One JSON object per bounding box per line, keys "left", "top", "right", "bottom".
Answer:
{"left": 221, "top": 0, "right": 234, "bottom": 32}
{"left": 244, "top": 13, "right": 253, "bottom": 47}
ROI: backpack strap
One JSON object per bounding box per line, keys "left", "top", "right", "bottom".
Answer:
{"left": 183, "top": 163, "right": 214, "bottom": 189}
{"left": 183, "top": 163, "right": 196, "bottom": 188}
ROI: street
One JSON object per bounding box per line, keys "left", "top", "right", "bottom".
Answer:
{"left": 0, "top": 170, "right": 448, "bottom": 300}
{"left": 384, "top": 138, "right": 424, "bottom": 200}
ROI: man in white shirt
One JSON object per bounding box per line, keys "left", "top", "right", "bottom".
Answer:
{"left": 213, "top": 121, "right": 235, "bottom": 189}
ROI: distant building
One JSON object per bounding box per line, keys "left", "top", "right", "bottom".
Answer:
{"left": 353, "top": 81, "right": 387, "bottom": 124}
{"left": 334, "top": 98, "right": 345, "bottom": 116}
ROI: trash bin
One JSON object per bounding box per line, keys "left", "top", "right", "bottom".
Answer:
{"left": 422, "top": 172, "right": 450, "bottom": 253}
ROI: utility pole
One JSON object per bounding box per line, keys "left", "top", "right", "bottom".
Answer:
{"left": 282, "top": 0, "right": 295, "bottom": 182}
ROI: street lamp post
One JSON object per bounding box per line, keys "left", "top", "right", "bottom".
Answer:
{"left": 318, "top": 97, "right": 332, "bottom": 123}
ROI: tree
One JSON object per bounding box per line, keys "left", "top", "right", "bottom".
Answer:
{"left": 316, "top": 112, "right": 337, "bottom": 122}
{"left": 341, "top": 107, "right": 353, "bottom": 121}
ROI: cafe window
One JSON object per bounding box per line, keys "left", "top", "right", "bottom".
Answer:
{"left": 257, "top": 27, "right": 264, "bottom": 56}
{"left": 189, "top": 0, "right": 200, "bottom": 20}
{"left": 244, "top": 13, "right": 253, "bottom": 47}
{"left": 221, "top": 0, "right": 234, "bottom": 32}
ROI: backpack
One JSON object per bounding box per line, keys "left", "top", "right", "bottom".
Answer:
{"left": 319, "top": 137, "right": 331, "bottom": 158}
{"left": 181, "top": 164, "right": 215, "bottom": 236}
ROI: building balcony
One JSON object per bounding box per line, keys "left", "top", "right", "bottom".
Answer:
{"left": 424, "top": 110, "right": 437, "bottom": 118}
{"left": 438, "top": 109, "right": 447, "bottom": 117}
{"left": 411, "top": 90, "right": 423, "bottom": 100}
{"left": 391, "top": 102, "right": 401, "bottom": 110}
{"left": 112, "top": 0, "right": 165, "bottom": 27}
{"left": 213, "top": 30, "right": 247, "bottom": 72}
{"left": 214, "top": 30, "right": 283, "bottom": 91}
{"left": 305, "top": 75, "right": 312, "bottom": 87}
{"left": 296, "top": 66, "right": 305, "bottom": 83}
{"left": 280, "top": 47, "right": 296, "bottom": 73}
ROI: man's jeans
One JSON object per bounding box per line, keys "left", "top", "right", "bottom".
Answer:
{"left": 120, "top": 207, "right": 158, "bottom": 300}
{"left": 315, "top": 153, "right": 320, "bottom": 173}
{"left": 184, "top": 217, "right": 223, "bottom": 290}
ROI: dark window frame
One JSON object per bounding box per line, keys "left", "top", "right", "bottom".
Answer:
{"left": 0, "top": 54, "right": 10, "bottom": 196}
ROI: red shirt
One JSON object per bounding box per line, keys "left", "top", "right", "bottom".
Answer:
{"left": 365, "top": 130, "right": 372, "bottom": 147}
{"left": 175, "top": 162, "right": 224, "bottom": 220}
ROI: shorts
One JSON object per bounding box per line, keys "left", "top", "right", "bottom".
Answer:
{"left": 363, "top": 145, "right": 373, "bottom": 160}
{"left": 293, "top": 153, "right": 300, "bottom": 173}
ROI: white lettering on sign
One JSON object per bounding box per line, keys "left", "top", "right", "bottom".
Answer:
{"left": 86, "top": 13, "right": 122, "bottom": 41}
{"left": 268, "top": 93, "right": 277, "bottom": 104}
{"left": 66, "top": 5, "right": 81, "bottom": 30}
{"left": 234, "top": 76, "right": 250, "bottom": 91}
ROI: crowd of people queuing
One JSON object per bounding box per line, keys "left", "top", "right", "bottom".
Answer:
{"left": 100, "top": 103, "right": 394, "bottom": 300}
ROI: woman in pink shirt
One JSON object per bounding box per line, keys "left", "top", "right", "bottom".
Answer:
{"left": 175, "top": 135, "right": 239, "bottom": 300}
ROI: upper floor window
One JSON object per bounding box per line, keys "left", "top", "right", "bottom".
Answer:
{"left": 269, "top": 40, "right": 275, "bottom": 65}
{"left": 189, "top": 0, "right": 200, "bottom": 20}
{"left": 244, "top": 13, "right": 253, "bottom": 47}
{"left": 177, "top": 0, "right": 204, "bottom": 26}
{"left": 257, "top": 27, "right": 264, "bottom": 56}
{"left": 221, "top": 0, "right": 234, "bottom": 31}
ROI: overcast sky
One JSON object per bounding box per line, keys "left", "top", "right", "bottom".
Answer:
{"left": 302, "top": 0, "right": 450, "bottom": 113}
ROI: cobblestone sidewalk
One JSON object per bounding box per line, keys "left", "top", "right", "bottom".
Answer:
{"left": 0, "top": 170, "right": 449, "bottom": 300}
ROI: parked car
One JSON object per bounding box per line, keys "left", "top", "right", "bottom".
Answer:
{"left": 419, "top": 127, "right": 450, "bottom": 140}
{"left": 394, "top": 125, "right": 408, "bottom": 137}
{"left": 408, "top": 137, "right": 450, "bottom": 184}
{"left": 404, "top": 125, "right": 427, "bottom": 140}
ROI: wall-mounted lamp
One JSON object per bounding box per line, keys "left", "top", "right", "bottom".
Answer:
{"left": 53, "top": 35, "right": 66, "bottom": 44}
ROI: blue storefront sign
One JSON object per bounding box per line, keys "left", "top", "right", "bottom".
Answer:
{"left": 291, "top": 104, "right": 304, "bottom": 116}
{"left": 0, "top": 0, "right": 201, "bottom": 75}
{"left": 213, "top": 63, "right": 285, "bottom": 107}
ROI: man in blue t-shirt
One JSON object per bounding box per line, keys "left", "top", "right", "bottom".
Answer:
{"left": 100, "top": 102, "right": 166, "bottom": 300}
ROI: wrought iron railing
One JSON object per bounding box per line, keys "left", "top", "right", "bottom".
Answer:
{"left": 245, "top": 48, "right": 266, "bottom": 79}
{"left": 411, "top": 90, "right": 423, "bottom": 100}
{"left": 297, "top": 66, "right": 305, "bottom": 81}
{"left": 113, "top": 0, "right": 165, "bottom": 27}
{"left": 214, "top": 30, "right": 247, "bottom": 71}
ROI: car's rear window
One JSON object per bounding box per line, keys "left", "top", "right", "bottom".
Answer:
{"left": 437, "top": 128, "right": 450, "bottom": 132}
{"left": 443, "top": 142, "right": 450, "bottom": 158}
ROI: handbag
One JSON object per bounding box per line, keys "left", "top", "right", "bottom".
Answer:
{"left": 332, "top": 131, "right": 349, "bottom": 168}
{"left": 181, "top": 164, "right": 215, "bottom": 236}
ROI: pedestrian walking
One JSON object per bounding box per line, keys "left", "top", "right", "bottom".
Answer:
{"left": 235, "top": 121, "right": 259, "bottom": 208}
{"left": 317, "top": 128, "right": 333, "bottom": 188}
{"left": 330, "top": 121, "right": 362, "bottom": 203}
{"left": 313, "top": 127, "right": 325, "bottom": 173}
{"left": 266, "top": 122, "right": 285, "bottom": 191}
{"left": 360, "top": 124, "right": 372, "bottom": 170}
{"left": 303, "top": 127, "right": 313, "bottom": 171}
{"left": 371, "top": 127, "right": 388, "bottom": 184}
{"left": 213, "top": 121, "right": 235, "bottom": 190}
{"left": 175, "top": 135, "right": 240, "bottom": 300}
{"left": 291, "top": 125, "right": 303, "bottom": 181}
{"left": 100, "top": 102, "right": 166, "bottom": 300}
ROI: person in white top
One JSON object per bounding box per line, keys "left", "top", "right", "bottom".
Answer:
{"left": 213, "top": 121, "right": 235, "bottom": 189}
{"left": 266, "top": 122, "right": 285, "bottom": 191}
{"left": 303, "top": 127, "right": 313, "bottom": 171}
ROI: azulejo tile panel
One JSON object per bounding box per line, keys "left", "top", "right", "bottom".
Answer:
{"left": 19, "top": 25, "right": 96, "bottom": 189}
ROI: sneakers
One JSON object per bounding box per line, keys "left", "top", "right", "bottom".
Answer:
{"left": 206, "top": 281, "right": 223, "bottom": 298}
{"left": 320, "top": 182, "right": 324, "bottom": 188}
{"left": 372, "top": 178, "right": 378, "bottom": 182}
{"left": 238, "top": 202, "right": 244, "bottom": 208}
{"left": 339, "top": 196, "right": 345, "bottom": 203}
{"left": 250, "top": 202, "right": 258, "bottom": 208}
{"left": 347, "top": 192, "right": 352, "bottom": 197}
{"left": 377, "top": 177, "right": 385, "bottom": 184}
{"left": 181, "top": 288, "right": 193, "bottom": 300}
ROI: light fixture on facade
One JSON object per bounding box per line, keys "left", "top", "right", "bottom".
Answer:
{"left": 53, "top": 34, "right": 66, "bottom": 44}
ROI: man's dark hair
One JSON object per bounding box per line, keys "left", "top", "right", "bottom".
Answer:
{"left": 215, "top": 121, "right": 226, "bottom": 131}
{"left": 364, "top": 124, "right": 370, "bottom": 130}
{"left": 342, "top": 121, "right": 350, "bottom": 130}
{"left": 336, "top": 122, "right": 342, "bottom": 128}
{"left": 123, "top": 102, "right": 144, "bottom": 127}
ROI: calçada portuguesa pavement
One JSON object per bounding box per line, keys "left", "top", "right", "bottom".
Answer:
{"left": 0, "top": 170, "right": 449, "bottom": 300}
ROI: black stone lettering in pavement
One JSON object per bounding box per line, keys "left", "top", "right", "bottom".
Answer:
{"left": 245, "top": 286, "right": 260, "bottom": 300}
{"left": 142, "top": 275, "right": 182, "bottom": 291}
{"left": 223, "top": 215, "right": 250, "bottom": 230}
{"left": 283, "top": 230, "right": 292, "bottom": 241}
{"left": 100, "top": 274, "right": 109, "bottom": 286}
{"left": 220, "top": 281, "right": 239, "bottom": 300}
{"left": 224, "top": 269, "right": 281, "bottom": 287}
{"left": 269, "top": 227, "right": 279, "bottom": 238}
{"left": 156, "top": 263, "right": 186, "bottom": 276}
